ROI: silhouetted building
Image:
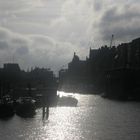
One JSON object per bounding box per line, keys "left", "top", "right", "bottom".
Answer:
{"left": 105, "top": 38, "right": 140, "bottom": 99}
{"left": 68, "top": 52, "right": 87, "bottom": 77}
{"left": 59, "top": 37, "right": 140, "bottom": 98}
{"left": 0, "top": 63, "right": 57, "bottom": 99}
{"left": 4, "top": 63, "right": 20, "bottom": 72}
{"left": 3, "top": 63, "right": 21, "bottom": 82}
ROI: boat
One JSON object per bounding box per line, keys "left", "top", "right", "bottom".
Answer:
{"left": 57, "top": 95, "right": 78, "bottom": 107}
{"left": 0, "top": 95, "right": 15, "bottom": 118}
{"left": 15, "top": 97, "right": 36, "bottom": 117}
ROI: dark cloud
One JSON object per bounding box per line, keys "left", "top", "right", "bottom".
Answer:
{"left": 99, "top": 4, "right": 140, "bottom": 42}
{"left": 0, "top": 41, "right": 9, "bottom": 50}
{"left": 16, "top": 46, "right": 29, "bottom": 55}
{"left": 0, "top": 28, "right": 11, "bottom": 40}
{"left": 12, "top": 38, "right": 30, "bottom": 46}
{"left": 0, "top": 0, "right": 42, "bottom": 13}
{"left": 93, "top": 0, "right": 102, "bottom": 11}
{"left": 0, "top": 27, "right": 83, "bottom": 71}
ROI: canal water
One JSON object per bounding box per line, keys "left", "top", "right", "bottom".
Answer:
{"left": 0, "top": 91, "right": 140, "bottom": 140}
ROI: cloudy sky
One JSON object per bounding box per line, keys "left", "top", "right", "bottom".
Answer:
{"left": 0, "top": 0, "right": 140, "bottom": 72}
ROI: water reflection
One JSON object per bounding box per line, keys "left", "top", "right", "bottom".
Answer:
{"left": 0, "top": 92, "right": 140, "bottom": 139}
{"left": 57, "top": 91, "right": 76, "bottom": 97}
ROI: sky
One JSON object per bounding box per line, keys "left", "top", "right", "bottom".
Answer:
{"left": 0, "top": 0, "right": 140, "bottom": 73}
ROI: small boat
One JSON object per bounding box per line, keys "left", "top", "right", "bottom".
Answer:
{"left": 15, "top": 97, "right": 36, "bottom": 117}
{"left": 0, "top": 95, "right": 15, "bottom": 118}
{"left": 101, "top": 92, "right": 107, "bottom": 98}
{"left": 57, "top": 96, "right": 78, "bottom": 107}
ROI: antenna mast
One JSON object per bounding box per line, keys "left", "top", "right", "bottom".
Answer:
{"left": 110, "top": 34, "right": 114, "bottom": 48}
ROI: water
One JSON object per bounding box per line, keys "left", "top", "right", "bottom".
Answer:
{"left": 0, "top": 91, "right": 140, "bottom": 140}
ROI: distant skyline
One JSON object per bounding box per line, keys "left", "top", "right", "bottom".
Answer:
{"left": 0, "top": 0, "right": 140, "bottom": 72}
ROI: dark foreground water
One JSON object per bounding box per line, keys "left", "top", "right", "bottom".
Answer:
{"left": 0, "top": 91, "right": 140, "bottom": 140}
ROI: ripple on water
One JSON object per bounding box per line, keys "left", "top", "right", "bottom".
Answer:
{"left": 0, "top": 93, "right": 140, "bottom": 140}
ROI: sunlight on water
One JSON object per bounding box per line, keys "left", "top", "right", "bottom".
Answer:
{"left": 27, "top": 92, "right": 95, "bottom": 140}
{"left": 57, "top": 91, "right": 76, "bottom": 97}
{"left": 0, "top": 92, "right": 140, "bottom": 140}
{"left": 57, "top": 91, "right": 82, "bottom": 103}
